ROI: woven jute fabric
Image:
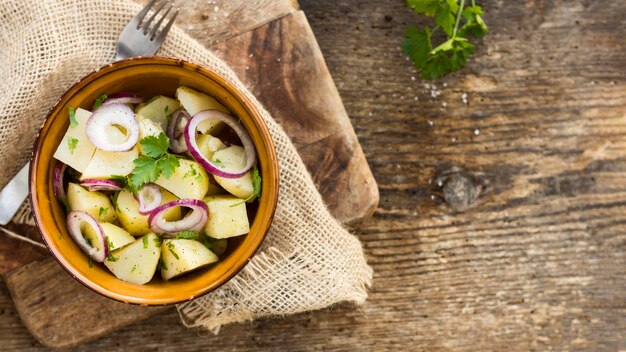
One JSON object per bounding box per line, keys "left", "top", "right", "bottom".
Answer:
{"left": 0, "top": 0, "right": 372, "bottom": 331}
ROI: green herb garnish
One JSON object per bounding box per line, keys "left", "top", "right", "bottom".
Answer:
{"left": 175, "top": 231, "right": 200, "bottom": 240}
{"left": 403, "top": 0, "right": 487, "bottom": 79}
{"left": 153, "top": 236, "right": 162, "bottom": 247}
{"left": 99, "top": 207, "right": 108, "bottom": 219}
{"left": 69, "top": 107, "right": 78, "bottom": 128}
{"left": 68, "top": 137, "right": 79, "bottom": 154}
{"left": 143, "top": 235, "right": 149, "bottom": 249}
{"left": 230, "top": 166, "right": 262, "bottom": 207}
{"left": 166, "top": 241, "right": 179, "bottom": 260}
{"left": 88, "top": 258, "right": 93, "bottom": 268}
{"left": 128, "top": 133, "right": 180, "bottom": 189}
{"left": 106, "top": 236, "right": 118, "bottom": 261}
{"left": 130, "top": 265, "right": 137, "bottom": 273}
{"left": 92, "top": 93, "right": 108, "bottom": 109}
{"left": 158, "top": 257, "right": 168, "bottom": 271}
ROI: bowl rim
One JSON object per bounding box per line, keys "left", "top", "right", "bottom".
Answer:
{"left": 29, "top": 56, "right": 279, "bottom": 305}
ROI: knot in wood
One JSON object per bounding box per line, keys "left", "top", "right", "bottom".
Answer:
{"left": 442, "top": 173, "right": 480, "bottom": 211}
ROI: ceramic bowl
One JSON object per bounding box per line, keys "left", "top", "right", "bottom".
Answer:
{"left": 30, "top": 57, "right": 279, "bottom": 305}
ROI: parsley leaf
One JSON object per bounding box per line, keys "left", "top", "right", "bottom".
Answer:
{"left": 230, "top": 166, "right": 262, "bottom": 207}
{"left": 92, "top": 93, "right": 108, "bottom": 110}
{"left": 106, "top": 236, "right": 118, "bottom": 261}
{"left": 140, "top": 134, "right": 170, "bottom": 158}
{"left": 99, "top": 207, "right": 108, "bottom": 219}
{"left": 175, "top": 231, "right": 200, "bottom": 240}
{"left": 68, "top": 137, "right": 79, "bottom": 154}
{"left": 88, "top": 258, "right": 93, "bottom": 268}
{"left": 128, "top": 133, "right": 180, "bottom": 189}
{"left": 69, "top": 107, "right": 78, "bottom": 128}
{"left": 403, "top": 0, "right": 487, "bottom": 79}
{"left": 143, "top": 235, "right": 149, "bottom": 248}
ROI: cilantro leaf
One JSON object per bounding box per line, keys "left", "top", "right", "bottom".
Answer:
{"left": 407, "top": 0, "right": 440, "bottom": 16}
{"left": 128, "top": 133, "right": 181, "bottom": 189}
{"left": 229, "top": 166, "right": 262, "bottom": 207}
{"left": 140, "top": 134, "right": 170, "bottom": 159}
{"left": 158, "top": 154, "right": 179, "bottom": 179}
{"left": 175, "top": 231, "right": 200, "bottom": 240}
{"left": 92, "top": 93, "right": 108, "bottom": 110}
{"left": 130, "top": 155, "right": 160, "bottom": 187}
{"left": 404, "top": 0, "right": 487, "bottom": 79}
{"left": 68, "top": 137, "right": 79, "bottom": 154}
{"left": 69, "top": 107, "right": 78, "bottom": 128}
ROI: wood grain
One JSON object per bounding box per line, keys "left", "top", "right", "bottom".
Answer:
{"left": 3, "top": 0, "right": 626, "bottom": 351}
{"left": 209, "top": 11, "right": 378, "bottom": 223}
{"left": 0, "top": 2, "right": 378, "bottom": 350}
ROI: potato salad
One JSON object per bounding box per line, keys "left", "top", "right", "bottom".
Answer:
{"left": 53, "top": 87, "right": 261, "bottom": 284}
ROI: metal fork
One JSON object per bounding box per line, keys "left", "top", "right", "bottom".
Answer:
{"left": 115, "top": 0, "right": 179, "bottom": 61}
{"left": 0, "top": 0, "right": 179, "bottom": 226}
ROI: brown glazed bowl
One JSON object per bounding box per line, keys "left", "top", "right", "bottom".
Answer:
{"left": 30, "top": 57, "right": 279, "bottom": 305}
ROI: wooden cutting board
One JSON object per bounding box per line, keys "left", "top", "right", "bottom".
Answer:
{"left": 0, "top": 0, "right": 378, "bottom": 349}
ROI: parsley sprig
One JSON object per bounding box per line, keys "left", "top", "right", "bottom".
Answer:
{"left": 230, "top": 167, "right": 261, "bottom": 207}
{"left": 128, "top": 133, "right": 180, "bottom": 189}
{"left": 403, "top": 0, "right": 487, "bottom": 79}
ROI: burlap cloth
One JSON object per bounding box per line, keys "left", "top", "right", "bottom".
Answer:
{"left": 0, "top": 0, "right": 372, "bottom": 332}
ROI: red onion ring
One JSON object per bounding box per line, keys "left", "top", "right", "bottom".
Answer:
{"left": 66, "top": 211, "right": 108, "bottom": 262}
{"left": 86, "top": 103, "right": 139, "bottom": 152}
{"left": 80, "top": 179, "right": 123, "bottom": 192}
{"left": 184, "top": 110, "right": 256, "bottom": 179}
{"left": 167, "top": 110, "right": 189, "bottom": 153}
{"left": 102, "top": 92, "right": 143, "bottom": 106}
{"left": 133, "top": 183, "right": 162, "bottom": 215}
{"left": 148, "top": 199, "right": 208, "bottom": 237}
{"left": 53, "top": 162, "right": 67, "bottom": 200}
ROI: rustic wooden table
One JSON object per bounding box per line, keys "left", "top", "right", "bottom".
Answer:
{"left": 2, "top": 0, "right": 625, "bottom": 350}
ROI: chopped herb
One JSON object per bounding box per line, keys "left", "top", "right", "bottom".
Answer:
{"left": 153, "top": 236, "right": 162, "bottom": 247}
{"left": 176, "top": 231, "right": 200, "bottom": 240}
{"left": 83, "top": 235, "right": 93, "bottom": 247}
{"left": 106, "top": 236, "right": 118, "bottom": 261}
{"left": 128, "top": 133, "right": 180, "bottom": 189}
{"left": 60, "top": 198, "right": 71, "bottom": 213}
{"left": 130, "top": 265, "right": 137, "bottom": 273}
{"left": 99, "top": 207, "right": 108, "bottom": 219}
{"left": 110, "top": 191, "right": 120, "bottom": 209}
{"left": 69, "top": 107, "right": 78, "bottom": 128}
{"left": 143, "top": 235, "right": 149, "bottom": 248}
{"left": 164, "top": 105, "right": 169, "bottom": 113}
{"left": 92, "top": 93, "right": 108, "bottom": 109}
{"left": 214, "top": 159, "right": 222, "bottom": 164}
{"left": 68, "top": 137, "right": 79, "bottom": 154}
{"left": 166, "top": 241, "right": 179, "bottom": 260}
{"left": 88, "top": 258, "right": 93, "bottom": 268}
{"left": 230, "top": 166, "right": 262, "bottom": 207}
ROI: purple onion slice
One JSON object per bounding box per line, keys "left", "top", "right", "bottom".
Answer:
{"left": 184, "top": 110, "right": 255, "bottom": 179}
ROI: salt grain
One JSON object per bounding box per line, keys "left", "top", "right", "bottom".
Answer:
{"left": 442, "top": 102, "right": 447, "bottom": 108}
{"left": 427, "top": 120, "right": 433, "bottom": 126}
{"left": 430, "top": 195, "right": 436, "bottom": 201}
{"left": 214, "top": 6, "right": 219, "bottom": 12}
{"left": 474, "top": 129, "right": 480, "bottom": 135}
{"left": 245, "top": 66, "right": 250, "bottom": 70}
{"left": 249, "top": 53, "right": 254, "bottom": 58}
{"left": 411, "top": 76, "right": 416, "bottom": 81}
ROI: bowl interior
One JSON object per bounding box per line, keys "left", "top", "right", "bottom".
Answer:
{"left": 30, "top": 57, "right": 278, "bottom": 305}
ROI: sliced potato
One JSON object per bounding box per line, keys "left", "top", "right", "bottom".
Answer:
{"left": 161, "top": 239, "right": 218, "bottom": 280}
{"left": 67, "top": 183, "right": 116, "bottom": 222}
{"left": 155, "top": 159, "right": 209, "bottom": 200}
{"left": 100, "top": 222, "right": 135, "bottom": 251}
{"left": 80, "top": 146, "right": 139, "bottom": 180}
{"left": 134, "top": 96, "right": 180, "bottom": 129}
{"left": 115, "top": 188, "right": 180, "bottom": 235}
{"left": 203, "top": 195, "right": 250, "bottom": 239}
{"left": 176, "top": 86, "right": 228, "bottom": 134}
{"left": 211, "top": 146, "right": 254, "bottom": 199}
{"left": 136, "top": 115, "right": 165, "bottom": 155}
{"left": 53, "top": 108, "right": 96, "bottom": 173}
{"left": 196, "top": 133, "right": 227, "bottom": 160}
{"left": 104, "top": 233, "right": 161, "bottom": 285}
